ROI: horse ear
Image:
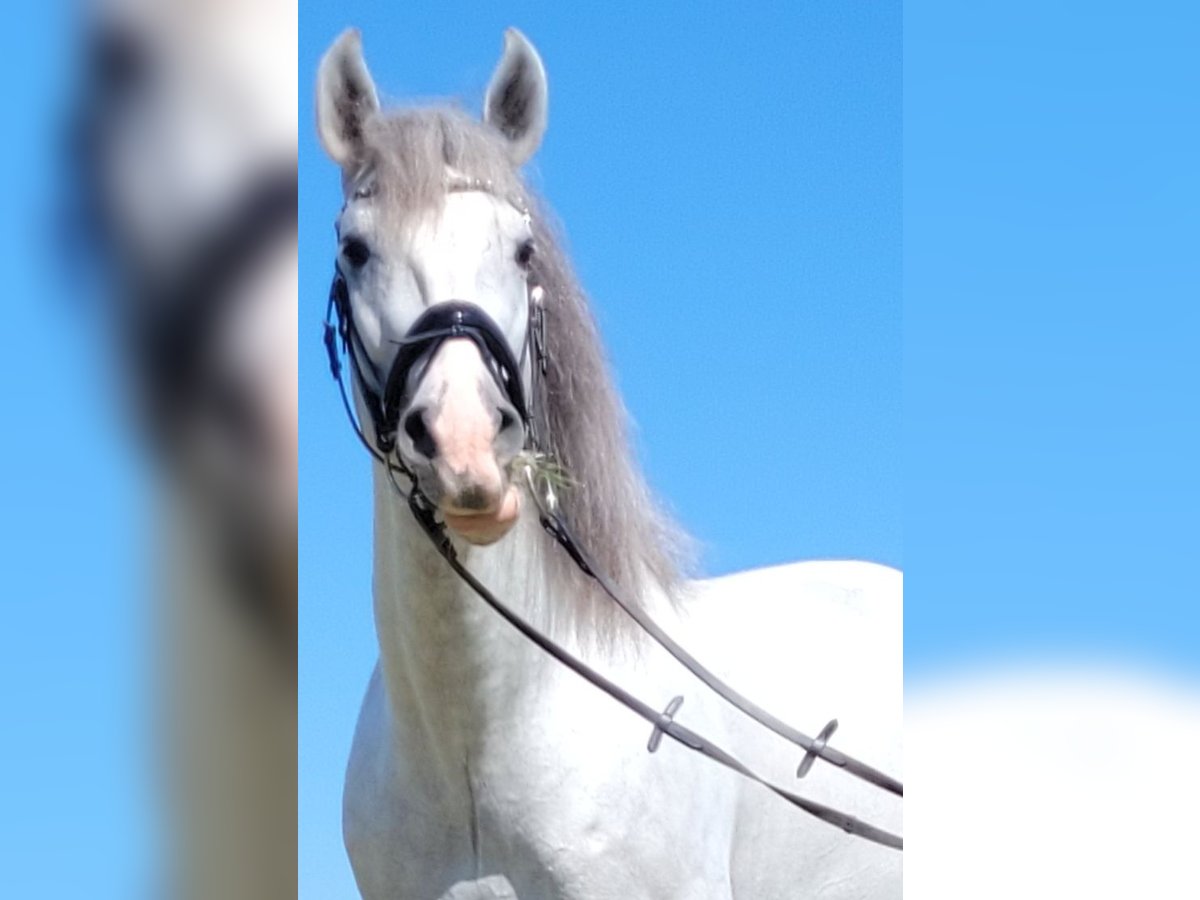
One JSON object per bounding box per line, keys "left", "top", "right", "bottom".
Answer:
{"left": 484, "top": 29, "right": 548, "bottom": 167}
{"left": 316, "top": 29, "right": 380, "bottom": 168}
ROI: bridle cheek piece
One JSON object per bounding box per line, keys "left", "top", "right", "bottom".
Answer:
{"left": 322, "top": 188, "right": 903, "bottom": 851}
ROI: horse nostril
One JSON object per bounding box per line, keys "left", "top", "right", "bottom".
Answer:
{"left": 499, "top": 409, "right": 516, "bottom": 433}
{"left": 403, "top": 408, "right": 437, "bottom": 460}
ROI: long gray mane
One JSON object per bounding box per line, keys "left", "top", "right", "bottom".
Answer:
{"left": 357, "top": 108, "right": 691, "bottom": 637}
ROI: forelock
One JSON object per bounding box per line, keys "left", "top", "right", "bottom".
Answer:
{"left": 354, "top": 108, "right": 527, "bottom": 225}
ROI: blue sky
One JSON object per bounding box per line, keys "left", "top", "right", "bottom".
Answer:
{"left": 0, "top": 1, "right": 1195, "bottom": 897}
{"left": 904, "top": 2, "right": 1198, "bottom": 678}
{"left": 0, "top": 3, "right": 157, "bottom": 896}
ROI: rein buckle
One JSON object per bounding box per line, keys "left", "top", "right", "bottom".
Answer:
{"left": 647, "top": 695, "right": 685, "bottom": 753}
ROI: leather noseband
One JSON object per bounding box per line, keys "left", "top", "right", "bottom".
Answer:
{"left": 328, "top": 274, "right": 529, "bottom": 458}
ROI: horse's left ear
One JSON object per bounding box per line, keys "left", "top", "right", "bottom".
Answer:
{"left": 484, "top": 29, "right": 548, "bottom": 167}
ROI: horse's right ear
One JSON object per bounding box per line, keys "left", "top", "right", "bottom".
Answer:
{"left": 316, "top": 29, "right": 380, "bottom": 168}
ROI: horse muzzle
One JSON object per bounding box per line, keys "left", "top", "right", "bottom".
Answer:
{"left": 327, "top": 284, "right": 533, "bottom": 544}
{"left": 398, "top": 335, "right": 526, "bottom": 545}
{"left": 440, "top": 483, "right": 523, "bottom": 545}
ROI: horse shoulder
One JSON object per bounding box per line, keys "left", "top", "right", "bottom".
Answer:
{"left": 344, "top": 663, "right": 476, "bottom": 898}
{"left": 674, "top": 563, "right": 903, "bottom": 898}
{"left": 676, "top": 559, "right": 903, "bottom": 772}
{"left": 461, "top": 657, "right": 739, "bottom": 898}
{"left": 681, "top": 559, "right": 902, "bottom": 674}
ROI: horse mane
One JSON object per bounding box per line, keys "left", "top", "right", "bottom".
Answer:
{"left": 358, "top": 108, "right": 692, "bottom": 640}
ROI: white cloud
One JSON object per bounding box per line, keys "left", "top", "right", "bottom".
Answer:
{"left": 907, "top": 665, "right": 1200, "bottom": 897}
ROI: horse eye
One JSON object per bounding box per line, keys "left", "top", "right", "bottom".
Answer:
{"left": 342, "top": 237, "right": 371, "bottom": 269}
{"left": 515, "top": 239, "right": 536, "bottom": 268}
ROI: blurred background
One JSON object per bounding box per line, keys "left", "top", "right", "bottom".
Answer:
{"left": 1, "top": 0, "right": 296, "bottom": 896}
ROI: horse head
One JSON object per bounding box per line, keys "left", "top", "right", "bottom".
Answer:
{"left": 318, "top": 28, "right": 548, "bottom": 545}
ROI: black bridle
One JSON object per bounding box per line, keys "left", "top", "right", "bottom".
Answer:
{"left": 323, "top": 194, "right": 903, "bottom": 851}
{"left": 327, "top": 276, "right": 529, "bottom": 459}
{"left": 135, "top": 168, "right": 299, "bottom": 454}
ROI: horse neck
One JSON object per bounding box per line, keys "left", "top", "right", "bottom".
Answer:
{"left": 370, "top": 466, "right": 565, "bottom": 766}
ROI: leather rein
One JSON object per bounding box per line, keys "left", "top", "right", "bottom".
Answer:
{"left": 322, "top": 188, "right": 903, "bottom": 851}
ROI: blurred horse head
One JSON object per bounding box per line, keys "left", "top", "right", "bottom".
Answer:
{"left": 65, "top": 3, "right": 297, "bottom": 898}
{"left": 71, "top": 0, "right": 298, "bottom": 639}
